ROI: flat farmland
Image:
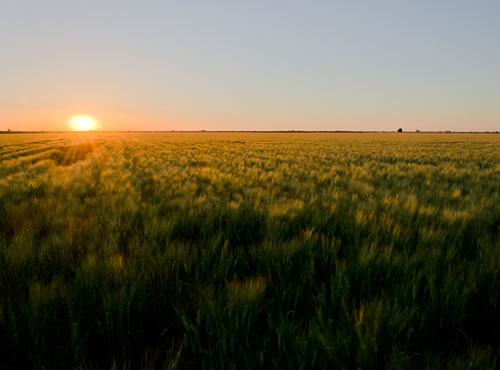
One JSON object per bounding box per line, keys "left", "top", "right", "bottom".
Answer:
{"left": 0, "top": 132, "right": 499, "bottom": 369}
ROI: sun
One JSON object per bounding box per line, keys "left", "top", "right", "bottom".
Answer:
{"left": 69, "top": 115, "right": 98, "bottom": 131}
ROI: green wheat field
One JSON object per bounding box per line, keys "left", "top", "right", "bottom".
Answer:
{"left": 1, "top": 132, "right": 499, "bottom": 369}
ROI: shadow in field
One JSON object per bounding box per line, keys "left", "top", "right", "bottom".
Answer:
{"left": 52, "top": 142, "right": 94, "bottom": 166}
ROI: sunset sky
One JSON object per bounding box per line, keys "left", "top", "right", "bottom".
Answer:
{"left": 1, "top": 1, "right": 499, "bottom": 132}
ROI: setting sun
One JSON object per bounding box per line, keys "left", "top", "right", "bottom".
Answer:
{"left": 69, "top": 115, "right": 98, "bottom": 131}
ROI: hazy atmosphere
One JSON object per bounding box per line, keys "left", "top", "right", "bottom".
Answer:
{"left": 2, "top": 0, "right": 499, "bottom": 131}
{"left": 2, "top": 3, "right": 500, "bottom": 368}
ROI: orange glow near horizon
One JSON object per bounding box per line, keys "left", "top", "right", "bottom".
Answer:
{"left": 69, "top": 115, "right": 98, "bottom": 131}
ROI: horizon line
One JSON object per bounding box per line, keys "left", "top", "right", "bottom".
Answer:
{"left": 1, "top": 130, "right": 499, "bottom": 134}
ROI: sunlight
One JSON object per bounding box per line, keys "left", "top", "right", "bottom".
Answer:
{"left": 69, "top": 115, "right": 98, "bottom": 131}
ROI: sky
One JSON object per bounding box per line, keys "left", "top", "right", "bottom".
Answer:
{"left": 1, "top": 1, "right": 499, "bottom": 132}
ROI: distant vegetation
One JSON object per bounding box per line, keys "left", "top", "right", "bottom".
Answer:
{"left": 0, "top": 132, "right": 499, "bottom": 369}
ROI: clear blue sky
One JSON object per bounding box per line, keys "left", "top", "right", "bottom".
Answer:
{"left": 1, "top": 0, "right": 499, "bottom": 131}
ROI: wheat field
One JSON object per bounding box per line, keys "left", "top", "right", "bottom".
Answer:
{"left": 1, "top": 132, "right": 499, "bottom": 369}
